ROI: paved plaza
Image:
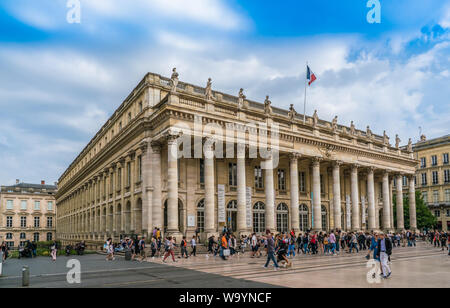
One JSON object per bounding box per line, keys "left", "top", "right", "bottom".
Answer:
{"left": 0, "top": 242, "right": 448, "bottom": 288}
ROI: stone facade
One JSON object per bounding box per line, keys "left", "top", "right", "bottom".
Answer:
{"left": 56, "top": 71, "right": 418, "bottom": 246}
{"left": 0, "top": 181, "right": 57, "bottom": 248}
{"left": 412, "top": 135, "right": 450, "bottom": 231}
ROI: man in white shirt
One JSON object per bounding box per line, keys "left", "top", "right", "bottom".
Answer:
{"left": 190, "top": 236, "right": 197, "bottom": 257}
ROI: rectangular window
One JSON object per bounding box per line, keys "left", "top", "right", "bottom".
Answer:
{"left": 228, "top": 163, "right": 237, "bottom": 186}
{"left": 199, "top": 159, "right": 205, "bottom": 184}
{"left": 138, "top": 102, "right": 143, "bottom": 113}
{"left": 393, "top": 178, "right": 397, "bottom": 188}
{"left": 432, "top": 171, "right": 439, "bottom": 185}
{"left": 6, "top": 200, "right": 13, "bottom": 210}
{"left": 445, "top": 189, "right": 450, "bottom": 202}
{"left": 299, "top": 172, "right": 306, "bottom": 193}
{"left": 434, "top": 210, "right": 440, "bottom": 217}
{"left": 137, "top": 155, "right": 142, "bottom": 182}
{"left": 110, "top": 172, "right": 114, "bottom": 193}
{"left": 21, "top": 216, "right": 27, "bottom": 228}
{"left": 422, "top": 191, "right": 428, "bottom": 203}
{"left": 126, "top": 162, "right": 131, "bottom": 187}
{"left": 447, "top": 209, "right": 450, "bottom": 217}
{"left": 320, "top": 174, "right": 324, "bottom": 194}
{"left": 21, "top": 200, "right": 27, "bottom": 210}
{"left": 6, "top": 216, "right": 13, "bottom": 228}
{"left": 254, "top": 166, "right": 264, "bottom": 189}
{"left": 20, "top": 232, "right": 26, "bottom": 239}
{"left": 6, "top": 233, "right": 12, "bottom": 239}
{"left": 47, "top": 201, "right": 53, "bottom": 211}
{"left": 277, "top": 169, "right": 286, "bottom": 191}
{"left": 431, "top": 155, "right": 438, "bottom": 166}
{"left": 433, "top": 190, "right": 439, "bottom": 203}
{"left": 443, "top": 153, "right": 449, "bottom": 165}
{"left": 444, "top": 170, "right": 450, "bottom": 184}
{"left": 420, "top": 157, "right": 426, "bottom": 168}
{"left": 34, "top": 201, "right": 40, "bottom": 210}
{"left": 6, "top": 242, "right": 14, "bottom": 248}
{"left": 402, "top": 176, "right": 408, "bottom": 187}
{"left": 421, "top": 173, "right": 427, "bottom": 186}
{"left": 33, "top": 233, "right": 39, "bottom": 242}
{"left": 34, "top": 216, "right": 40, "bottom": 228}
{"left": 47, "top": 217, "right": 53, "bottom": 228}
{"left": 117, "top": 168, "right": 122, "bottom": 189}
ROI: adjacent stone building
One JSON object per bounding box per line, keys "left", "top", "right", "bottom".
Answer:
{"left": 56, "top": 70, "right": 418, "bottom": 247}
{"left": 0, "top": 180, "right": 57, "bottom": 248}
{"left": 412, "top": 135, "right": 450, "bottom": 231}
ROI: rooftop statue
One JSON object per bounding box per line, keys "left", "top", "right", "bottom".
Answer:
{"left": 170, "top": 68, "right": 179, "bottom": 93}
{"left": 205, "top": 78, "right": 213, "bottom": 101}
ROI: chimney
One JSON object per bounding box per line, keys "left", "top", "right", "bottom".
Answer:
{"left": 41, "top": 180, "right": 45, "bottom": 185}
{"left": 16, "top": 179, "right": 20, "bottom": 184}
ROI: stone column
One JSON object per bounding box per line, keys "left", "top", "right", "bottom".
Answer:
{"left": 408, "top": 175, "right": 417, "bottom": 231}
{"left": 140, "top": 141, "right": 152, "bottom": 236}
{"left": 389, "top": 177, "right": 394, "bottom": 230}
{"left": 166, "top": 135, "right": 179, "bottom": 234}
{"left": 204, "top": 148, "right": 216, "bottom": 234}
{"left": 264, "top": 154, "right": 275, "bottom": 231}
{"left": 382, "top": 171, "right": 391, "bottom": 230}
{"left": 367, "top": 167, "right": 376, "bottom": 231}
{"left": 396, "top": 174, "right": 405, "bottom": 231}
{"left": 151, "top": 142, "right": 162, "bottom": 229}
{"left": 311, "top": 158, "right": 322, "bottom": 231}
{"left": 289, "top": 153, "right": 300, "bottom": 233}
{"left": 351, "top": 165, "right": 360, "bottom": 231}
{"left": 332, "top": 161, "right": 342, "bottom": 230}
{"left": 237, "top": 144, "right": 247, "bottom": 234}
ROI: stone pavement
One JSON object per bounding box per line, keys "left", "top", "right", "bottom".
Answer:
{"left": 0, "top": 242, "right": 448, "bottom": 288}
{"left": 146, "top": 241, "right": 450, "bottom": 288}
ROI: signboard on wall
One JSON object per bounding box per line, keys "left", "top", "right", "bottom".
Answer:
{"left": 187, "top": 215, "right": 195, "bottom": 227}
{"left": 218, "top": 184, "right": 226, "bottom": 223}
{"left": 246, "top": 187, "right": 252, "bottom": 228}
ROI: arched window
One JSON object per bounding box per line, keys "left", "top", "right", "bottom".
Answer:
{"left": 321, "top": 205, "right": 328, "bottom": 231}
{"left": 226, "top": 200, "right": 238, "bottom": 232}
{"left": 276, "top": 203, "right": 289, "bottom": 233}
{"left": 299, "top": 204, "right": 309, "bottom": 231}
{"left": 46, "top": 232, "right": 53, "bottom": 241}
{"left": 253, "top": 202, "right": 266, "bottom": 234}
{"left": 197, "top": 199, "right": 205, "bottom": 232}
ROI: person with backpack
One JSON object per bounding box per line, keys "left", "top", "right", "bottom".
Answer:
{"left": 263, "top": 230, "right": 280, "bottom": 271}
{"left": 219, "top": 233, "right": 228, "bottom": 260}
{"left": 180, "top": 236, "right": 189, "bottom": 258}
{"left": 287, "top": 233, "right": 296, "bottom": 258}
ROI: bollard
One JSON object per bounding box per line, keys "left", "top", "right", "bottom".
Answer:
{"left": 22, "top": 265, "right": 29, "bottom": 287}
{"left": 0, "top": 251, "right": 3, "bottom": 276}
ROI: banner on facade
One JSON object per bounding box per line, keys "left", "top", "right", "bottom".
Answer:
{"left": 246, "top": 187, "right": 252, "bottom": 228}
{"left": 346, "top": 195, "right": 351, "bottom": 229}
{"left": 218, "top": 184, "right": 226, "bottom": 223}
{"left": 361, "top": 196, "right": 366, "bottom": 227}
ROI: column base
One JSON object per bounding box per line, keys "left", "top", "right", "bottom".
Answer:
{"left": 166, "top": 230, "right": 183, "bottom": 242}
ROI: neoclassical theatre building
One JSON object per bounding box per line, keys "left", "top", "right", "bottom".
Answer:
{"left": 56, "top": 70, "right": 418, "bottom": 246}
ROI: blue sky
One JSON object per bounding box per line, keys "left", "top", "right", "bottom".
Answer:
{"left": 0, "top": 0, "right": 449, "bottom": 185}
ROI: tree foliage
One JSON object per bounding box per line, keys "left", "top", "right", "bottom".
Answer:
{"left": 392, "top": 191, "right": 437, "bottom": 230}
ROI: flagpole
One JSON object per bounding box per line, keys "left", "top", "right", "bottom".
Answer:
{"left": 303, "top": 62, "right": 308, "bottom": 124}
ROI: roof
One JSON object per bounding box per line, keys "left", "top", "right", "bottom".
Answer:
{"left": 2, "top": 182, "right": 57, "bottom": 191}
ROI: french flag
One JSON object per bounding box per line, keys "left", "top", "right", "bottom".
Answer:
{"left": 307, "top": 65, "right": 317, "bottom": 86}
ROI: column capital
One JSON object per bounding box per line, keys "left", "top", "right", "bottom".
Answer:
{"left": 150, "top": 141, "right": 162, "bottom": 152}
{"left": 350, "top": 163, "right": 360, "bottom": 171}
{"left": 165, "top": 130, "right": 182, "bottom": 144}
{"left": 289, "top": 152, "right": 301, "bottom": 162}
{"left": 332, "top": 160, "right": 343, "bottom": 168}
{"left": 139, "top": 140, "right": 148, "bottom": 153}
{"left": 311, "top": 156, "right": 322, "bottom": 167}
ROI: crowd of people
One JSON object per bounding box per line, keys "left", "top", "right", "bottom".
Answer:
{"left": 100, "top": 226, "right": 449, "bottom": 278}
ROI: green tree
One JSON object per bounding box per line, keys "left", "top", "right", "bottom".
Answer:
{"left": 392, "top": 191, "right": 437, "bottom": 230}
